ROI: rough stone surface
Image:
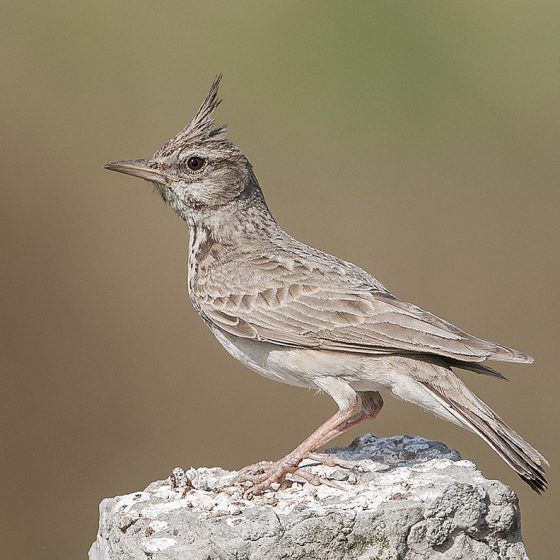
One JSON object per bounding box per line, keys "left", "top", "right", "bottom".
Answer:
{"left": 89, "top": 434, "right": 528, "bottom": 560}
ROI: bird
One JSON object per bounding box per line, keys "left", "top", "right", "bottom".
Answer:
{"left": 105, "top": 75, "right": 548, "bottom": 495}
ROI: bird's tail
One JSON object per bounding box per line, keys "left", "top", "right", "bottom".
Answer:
{"left": 422, "top": 373, "right": 548, "bottom": 493}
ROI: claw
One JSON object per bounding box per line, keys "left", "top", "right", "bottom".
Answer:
{"left": 233, "top": 453, "right": 348, "bottom": 497}
{"left": 290, "top": 468, "right": 344, "bottom": 490}
{"left": 307, "top": 452, "right": 355, "bottom": 469}
{"left": 233, "top": 461, "right": 273, "bottom": 486}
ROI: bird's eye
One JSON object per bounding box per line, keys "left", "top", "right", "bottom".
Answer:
{"left": 187, "top": 157, "right": 205, "bottom": 171}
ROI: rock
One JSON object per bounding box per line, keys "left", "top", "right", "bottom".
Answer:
{"left": 89, "top": 434, "right": 528, "bottom": 560}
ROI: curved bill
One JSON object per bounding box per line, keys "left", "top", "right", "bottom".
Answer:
{"left": 104, "top": 159, "right": 166, "bottom": 183}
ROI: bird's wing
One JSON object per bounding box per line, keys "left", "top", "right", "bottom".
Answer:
{"left": 195, "top": 256, "right": 532, "bottom": 364}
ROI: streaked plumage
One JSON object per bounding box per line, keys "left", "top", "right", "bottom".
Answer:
{"left": 105, "top": 76, "right": 548, "bottom": 493}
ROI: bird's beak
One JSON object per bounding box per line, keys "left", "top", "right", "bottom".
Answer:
{"left": 104, "top": 159, "right": 166, "bottom": 183}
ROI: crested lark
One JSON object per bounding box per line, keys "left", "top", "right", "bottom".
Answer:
{"left": 105, "top": 76, "right": 547, "bottom": 494}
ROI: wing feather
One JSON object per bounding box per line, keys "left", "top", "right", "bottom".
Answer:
{"left": 195, "top": 256, "right": 532, "bottom": 364}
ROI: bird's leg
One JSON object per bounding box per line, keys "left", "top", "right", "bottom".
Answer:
{"left": 306, "top": 391, "right": 384, "bottom": 468}
{"left": 322, "top": 391, "right": 384, "bottom": 443}
{"left": 235, "top": 406, "right": 354, "bottom": 486}
{"left": 238, "top": 395, "right": 359, "bottom": 496}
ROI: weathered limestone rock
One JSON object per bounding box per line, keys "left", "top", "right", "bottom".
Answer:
{"left": 89, "top": 434, "right": 528, "bottom": 559}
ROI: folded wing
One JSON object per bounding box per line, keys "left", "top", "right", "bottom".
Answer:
{"left": 197, "top": 258, "right": 532, "bottom": 365}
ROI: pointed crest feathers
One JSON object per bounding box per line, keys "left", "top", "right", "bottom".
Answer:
{"left": 155, "top": 74, "right": 228, "bottom": 157}
{"left": 185, "top": 74, "right": 226, "bottom": 140}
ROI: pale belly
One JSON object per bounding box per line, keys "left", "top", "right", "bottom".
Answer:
{"left": 210, "top": 327, "right": 311, "bottom": 388}
{"left": 209, "top": 326, "right": 463, "bottom": 427}
{"left": 209, "top": 326, "right": 386, "bottom": 392}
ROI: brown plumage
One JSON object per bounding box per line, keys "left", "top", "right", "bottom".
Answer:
{"left": 105, "top": 76, "right": 548, "bottom": 495}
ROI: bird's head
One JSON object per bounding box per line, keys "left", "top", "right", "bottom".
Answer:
{"left": 105, "top": 76, "right": 261, "bottom": 224}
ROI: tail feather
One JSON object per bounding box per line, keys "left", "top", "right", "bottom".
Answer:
{"left": 449, "top": 397, "right": 548, "bottom": 493}
{"left": 489, "top": 344, "right": 534, "bottom": 364}
{"left": 447, "top": 358, "right": 509, "bottom": 380}
{"left": 423, "top": 379, "right": 548, "bottom": 493}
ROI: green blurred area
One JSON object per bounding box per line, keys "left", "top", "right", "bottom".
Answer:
{"left": 1, "top": 2, "right": 559, "bottom": 558}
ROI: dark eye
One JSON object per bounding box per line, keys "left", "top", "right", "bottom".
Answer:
{"left": 187, "top": 157, "right": 205, "bottom": 171}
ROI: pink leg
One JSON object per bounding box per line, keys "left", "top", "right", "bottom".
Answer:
{"left": 242, "top": 396, "right": 358, "bottom": 496}
{"left": 308, "top": 391, "right": 384, "bottom": 467}
{"left": 245, "top": 391, "right": 383, "bottom": 496}
{"left": 323, "top": 391, "right": 384, "bottom": 441}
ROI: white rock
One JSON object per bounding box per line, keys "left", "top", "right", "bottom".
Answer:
{"left": 89, "top": 434, "right": 528, "bottom": 560}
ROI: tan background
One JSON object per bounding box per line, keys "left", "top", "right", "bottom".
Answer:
{"left": 1, "top": 2, "right": 559, "bottom": 558}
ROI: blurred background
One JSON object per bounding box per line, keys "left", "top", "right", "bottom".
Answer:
{"left": 1, "top": 1, "right": 559, "bottom": 558}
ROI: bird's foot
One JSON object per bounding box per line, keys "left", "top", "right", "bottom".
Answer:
{"left": 233, "top": 461, "right": 274, "bottom": 484}
{"left": 233, "top": 457, "right": 296, "bottom": 495}
{"left": 307, "top": 452, "right": 355, "bottom": 469}
{"left": 235, "top": 454, "right": 342, "bottom": 498}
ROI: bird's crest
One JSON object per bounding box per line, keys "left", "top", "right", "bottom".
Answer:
{"left": 155, "top": 75, "right": 227, "bottom": 157}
